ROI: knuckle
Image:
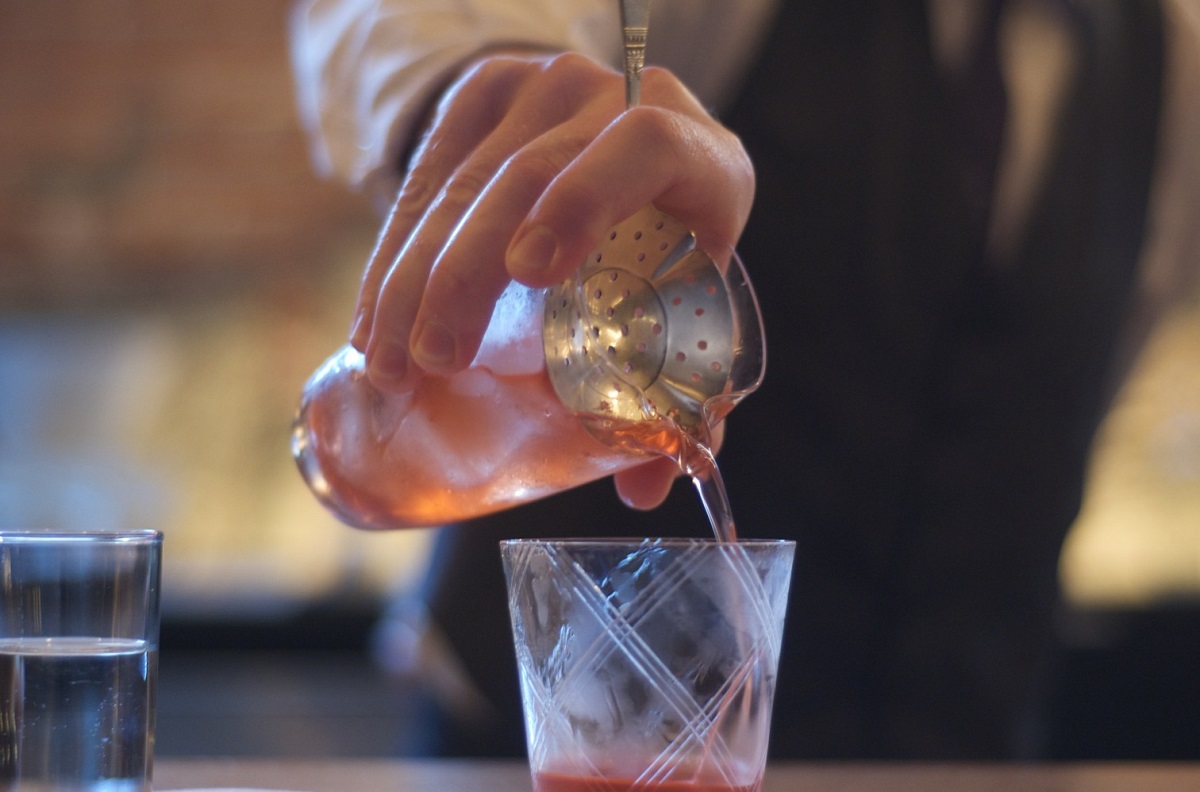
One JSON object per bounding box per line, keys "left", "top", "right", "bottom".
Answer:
{"left": 393, "top": 170, "right": 438, "bottom": 217}
{"left": 539, "top": 51, "right": 609, "bottom": 95}
{"left": 619, "top": 105, "right": 685, "bottom": 155}
{"left": 501, "top": 144, "right": 573, "bottom": 187}
{"left": 458, "top": 54, "right": 523, "bottom": 94}
{"left": 639, "top": 65, "right": 674, "bottom": 93}
{"left": 640, "top": 66, "right": 695, "bottom": 106}
{"left": 436, "top": 169, "right": 491, "bottom": 211}
{"left": 621, "top": 104, "right": 675, "bottom": 135}
{"left": 437, "top": 55, "right": 530, "bottom": 127}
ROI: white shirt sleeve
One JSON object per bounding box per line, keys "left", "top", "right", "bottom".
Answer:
{"left": 290, "top": 0, "right": 619, "bottom": 195}
{"left": 289, "top": 0, "right": 777, "bottom": 196}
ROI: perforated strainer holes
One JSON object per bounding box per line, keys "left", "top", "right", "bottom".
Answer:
{"left": 543, "top": 205, "right": 734, "bottom": 430}
{"left": 658, "top": 277, "right": 727, "bottom": 386}
{"left": 675, "top": 338, "right": 723, "bottom": 382}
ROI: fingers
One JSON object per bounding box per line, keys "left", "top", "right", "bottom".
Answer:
{"left": 350, "top": 181, "right": 426, "bottom": 352}
{"left": 614, "top": 457, "right": 682, "bottom": 510}
{"left": 507, "top": 68, "right": 755, "bottom": 287}
{"left": 367, "top": 149, "right": 507, "bottom": 387}
{"left": 407, "top": 96, "right": 624, "bottom": 372}
{"left": 363, "top": 53, "right": 623, "bottom": 387}
{"left": 405, "top": 142, "right": 577, "bottom": 373}
{"left": 358, "top": 56, "right": 754, "bottom": 394}
{"left": 351, "top": 59, "right": 517, "bottom": 356}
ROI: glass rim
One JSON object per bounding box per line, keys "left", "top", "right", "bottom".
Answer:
{"left": 500, "top": 537, "right": 793, "bottom": 549}
{"left": 0, "top": 529, "right": 162, "bottom": 545}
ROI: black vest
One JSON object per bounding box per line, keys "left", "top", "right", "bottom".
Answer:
{"left": 415, "top": 0, "right": 1164, "bottom": 761}
{"left": 720, "top": 0, "right": 1162, "bottom": 756}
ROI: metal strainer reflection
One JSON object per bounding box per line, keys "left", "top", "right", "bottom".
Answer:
{"left": 542, "top": 205, "right": 764, "bottom": 438}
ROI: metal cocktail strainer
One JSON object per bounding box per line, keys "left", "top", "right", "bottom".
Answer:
{"left": 542, "top": 205, "right": 764, "bottom": 438}
{"left": 542, "top": 0, "right": 763, "bottom": 443}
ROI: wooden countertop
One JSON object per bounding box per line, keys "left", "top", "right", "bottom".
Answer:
{"left": 154, "top": 758, "right": 1200, "bottom": 791}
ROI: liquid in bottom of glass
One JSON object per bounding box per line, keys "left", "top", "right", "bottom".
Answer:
{"left": 0, "top": 637, "right": 156, "bottom": 792}
{"left": 533, "top": 769, "right": 761, "bottom": 792}
{"left": 504, "top": 538, "right": 793, "bottom": 792}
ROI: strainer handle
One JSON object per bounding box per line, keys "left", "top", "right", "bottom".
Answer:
{"left": 620, "top": 0, "right": 651, "bottom": 108}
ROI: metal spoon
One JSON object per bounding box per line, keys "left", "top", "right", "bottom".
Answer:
{"left": 620, "top": 0, "right": 651, "bottom": 108}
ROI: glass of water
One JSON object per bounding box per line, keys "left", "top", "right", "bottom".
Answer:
{"left": 501, "top": 538, "right": 793, "bottom": 792}
{"left": 0, "top": 529, "right": 162, "bottom": 792}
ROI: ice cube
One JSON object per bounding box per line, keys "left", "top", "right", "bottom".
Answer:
{"left": 389, "top": 397, "right": 501, "bottom": 490}
{"left": 474, "top": 281, "right": 545, "bottom": 376}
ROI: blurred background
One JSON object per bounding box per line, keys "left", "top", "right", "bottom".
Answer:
{"left": 1, "top": 0, "right": 1197, "bottom": 762}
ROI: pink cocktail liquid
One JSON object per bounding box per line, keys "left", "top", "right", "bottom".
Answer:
{"left": 294, "top": 282, "right": 643, "bottom": 529}
{"left": 294, "top": 280, "right": 739, "bottom": 535}
{"left": 533, "top": 771, "right": 760, "bottom": 792}
{"left": 296, "top": 352, "right": 642, "bottom": 529}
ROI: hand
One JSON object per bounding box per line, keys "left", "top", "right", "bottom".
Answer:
{"left": 354, "top": 50, "right": 754, "bottom": 509}
{"left": 353, "top": 50, "right": 754, "bottom": 388}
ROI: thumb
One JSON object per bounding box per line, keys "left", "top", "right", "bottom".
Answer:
{"left": 614, "top": 457, "right": 683, "bottom": 511}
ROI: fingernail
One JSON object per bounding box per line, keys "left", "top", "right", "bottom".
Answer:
{"left": 508, "top": 225, "right": 558, "bottom": 275}
{"left": 413, "top": 320, "right": 456, "bottom": 368}
{"left": 370, "top": 340, "right": 408, "bottom": 384}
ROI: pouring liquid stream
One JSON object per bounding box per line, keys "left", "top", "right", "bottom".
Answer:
{"left": 578, "top": 411, "right": 739, "bottom": 543}
{"left": 576, "top": 410, "right": 755, "bottom": 792}
{"left": 614, "top": 1, "right": 739, "bottom": 544}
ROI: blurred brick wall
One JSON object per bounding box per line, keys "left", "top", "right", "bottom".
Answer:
{"left": 0, "top": 2, "right": 420, "bottom": 594}
{"left": 0, "top": 0, "right": 376, "bottom": 312}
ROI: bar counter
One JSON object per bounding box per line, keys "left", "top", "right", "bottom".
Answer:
{"left": 155, "top": 758, "right": 1199, "bottom": 791}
